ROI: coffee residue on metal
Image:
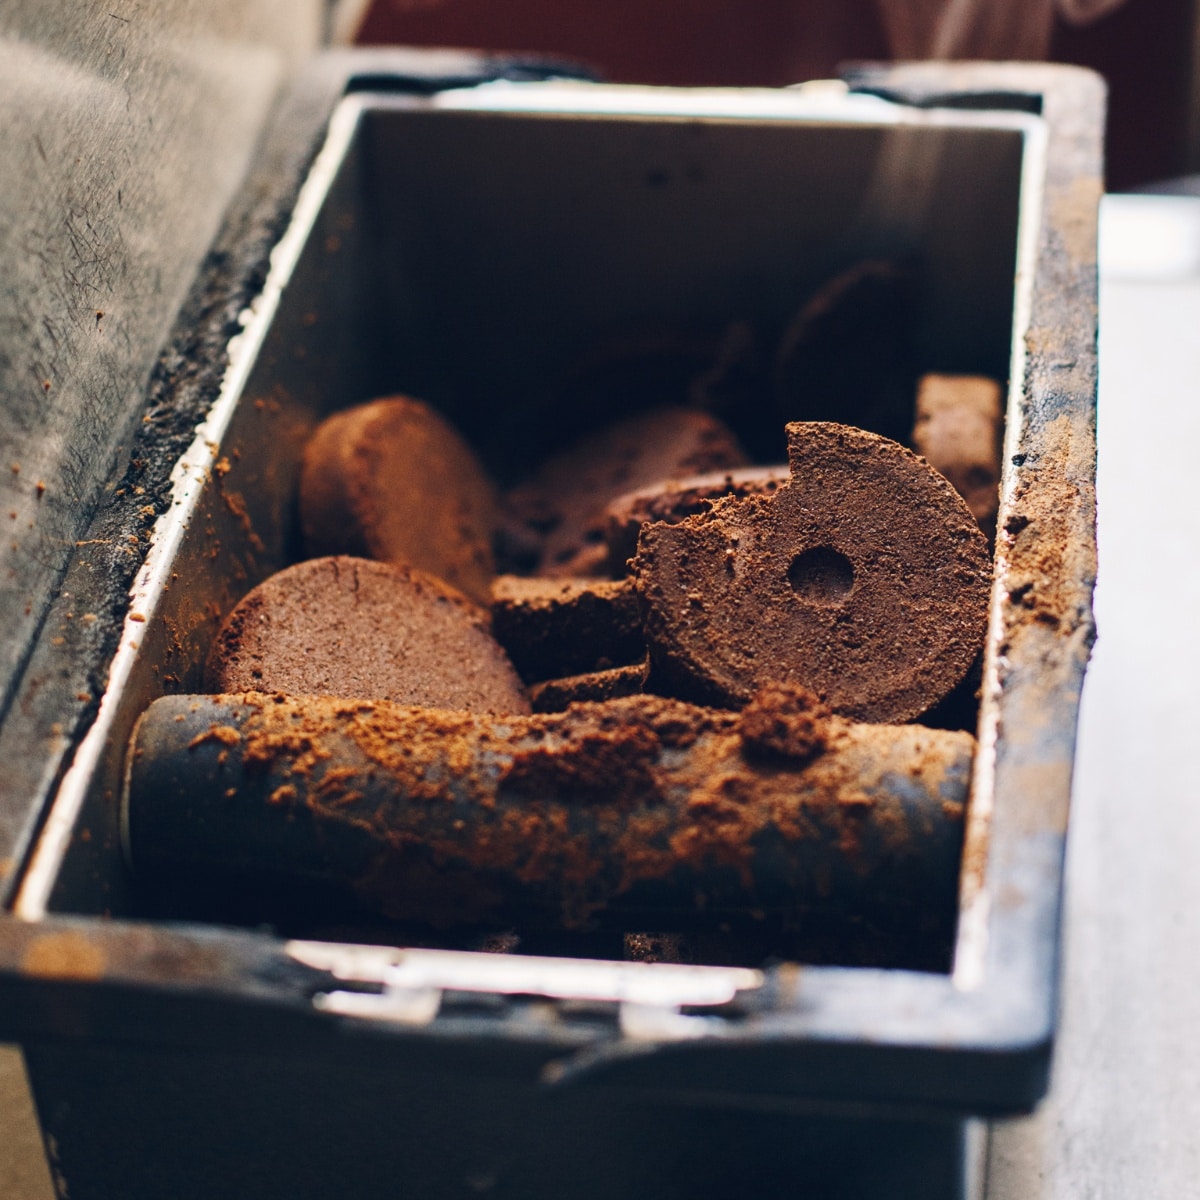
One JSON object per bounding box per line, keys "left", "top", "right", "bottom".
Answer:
{"left": 187, "top": 724, "right": 241, "bottom": 751}
{"left": 187, "top": 690, "right": 970, "bottom": 930}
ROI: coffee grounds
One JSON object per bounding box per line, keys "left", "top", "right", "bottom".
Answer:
{"left": 529, "top": 662, "right": 649, "bottom": 712}
{"left": 912, "top": 373, "right": 1003, "bottom": 538}
{"left": 490, "top": 574, "right": 644, "bottom": 682}
{"left": 603, "top": 464, "right": 789, "bottom": 573}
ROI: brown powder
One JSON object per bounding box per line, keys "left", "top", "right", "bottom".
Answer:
{"left": 163, "top": 692, "right": 970, "bottom": 930}
{"left": 503, "top": 407, "right": 748, "bottom": 578}
{"left": 529, "top": 662, "right": 648, "bottom": 712}
{"left": 490, "top": 574, "right": 644, "bottom": 682}
{"left": 206, "top": 557, "right": 529, "bottom": 715}
{"left": 187, "top": 724, "right": 241, "bottom": 750}
{"left": 738, "top": 683, "right": 832, "bottom": 764}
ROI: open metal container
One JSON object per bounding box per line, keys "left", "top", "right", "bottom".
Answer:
{"left": 0, "top": 56, "right": 1101, "bottom": 1200}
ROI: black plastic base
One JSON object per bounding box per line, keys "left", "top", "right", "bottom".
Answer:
{"left": 26, "top": 1039, "right": 975, "bottom": 1200}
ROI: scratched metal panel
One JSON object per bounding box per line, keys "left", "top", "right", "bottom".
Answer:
{"left": 0, "top": 1, "right": 322, "bottom": 885}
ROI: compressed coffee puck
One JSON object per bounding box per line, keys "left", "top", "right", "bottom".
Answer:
{"left": 529, "top": 662, "right": 648, "bottom": 712}
{"left": 912, "top": 373, "right": 1003, "bottom": 537}
{"left": 490, "top": 574, "right": 644, "bottom": 682}
{"left": 299, "top": 396, "right": 498, "bottom": 604}
{"left": 603, "top": 465, "right": 789, "bottom": 573}
{"left": 206, "top": 556, "right": 529, "bottom": 714}
{"left": 634, "top": 421, "right": 991, "bottom": 723}
{"left": 504, "top": 407, "right": 748, "bottom": 577}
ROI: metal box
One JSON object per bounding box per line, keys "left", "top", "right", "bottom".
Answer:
{"left": 0, "top": 56, "right": 1101, "bottom": 1200}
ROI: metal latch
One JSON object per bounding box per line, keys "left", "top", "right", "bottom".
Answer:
{"left": 288, "top": 941, "right": 763, "bottom": 1040}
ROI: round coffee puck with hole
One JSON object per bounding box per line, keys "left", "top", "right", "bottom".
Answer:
{"left": 633, "top": 422, "right": 990, "bottom": 723}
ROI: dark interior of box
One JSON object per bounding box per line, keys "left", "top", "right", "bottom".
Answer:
{"left": 39, "top": 98, "right": 1025, "bottom": 974}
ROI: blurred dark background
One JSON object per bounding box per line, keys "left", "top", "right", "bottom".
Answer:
{"left": 353, "top": 0, "right": 1197, "bottom": 191}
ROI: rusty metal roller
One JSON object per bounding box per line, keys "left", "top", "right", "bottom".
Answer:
{"left": 633, "top": 421, "right": 992, "bottom": 723}
{"left": 124, "top": 688, "right": 972, "bottom": 934}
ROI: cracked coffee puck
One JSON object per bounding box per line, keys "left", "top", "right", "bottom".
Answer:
{"left": 633, "top": 421, "right": 990, "bottom": 723}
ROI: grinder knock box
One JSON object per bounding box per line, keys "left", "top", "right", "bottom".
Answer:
{"left": 0, "top": 55, "right": 1101, "bottom": 1200}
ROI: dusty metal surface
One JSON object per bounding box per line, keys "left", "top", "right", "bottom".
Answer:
{"left": 0, "top": 1044, "right": 53, "bottom": 1200}
{"left": 845, "top": 63, "right": 1102, "bottom": 1001}
{"left": 0, "top": 0, "right": 321, "bottom": 895}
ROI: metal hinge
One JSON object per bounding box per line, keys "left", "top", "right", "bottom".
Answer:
{"left": 287, "top": 940, "right": 763, "bottom": 1040}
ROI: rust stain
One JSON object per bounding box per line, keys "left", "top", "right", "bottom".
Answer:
{"left": 21, "top": 932, "right": 107, "bottom": 981}
{"left": 1000, "top": 412, "right": 1096, "bottom": 645}
{"left": 1048, "top": 175, "right": 1103, "bottom": 268}
{"left": 219, "top": 489, "right": 266, "bottom": 554}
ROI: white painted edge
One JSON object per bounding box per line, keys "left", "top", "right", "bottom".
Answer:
{"left": 427, "top": 77, "right": 1045, "bottom": 136}
{"left": 290, "top": 939, "right": 762, "bottom": 1010}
